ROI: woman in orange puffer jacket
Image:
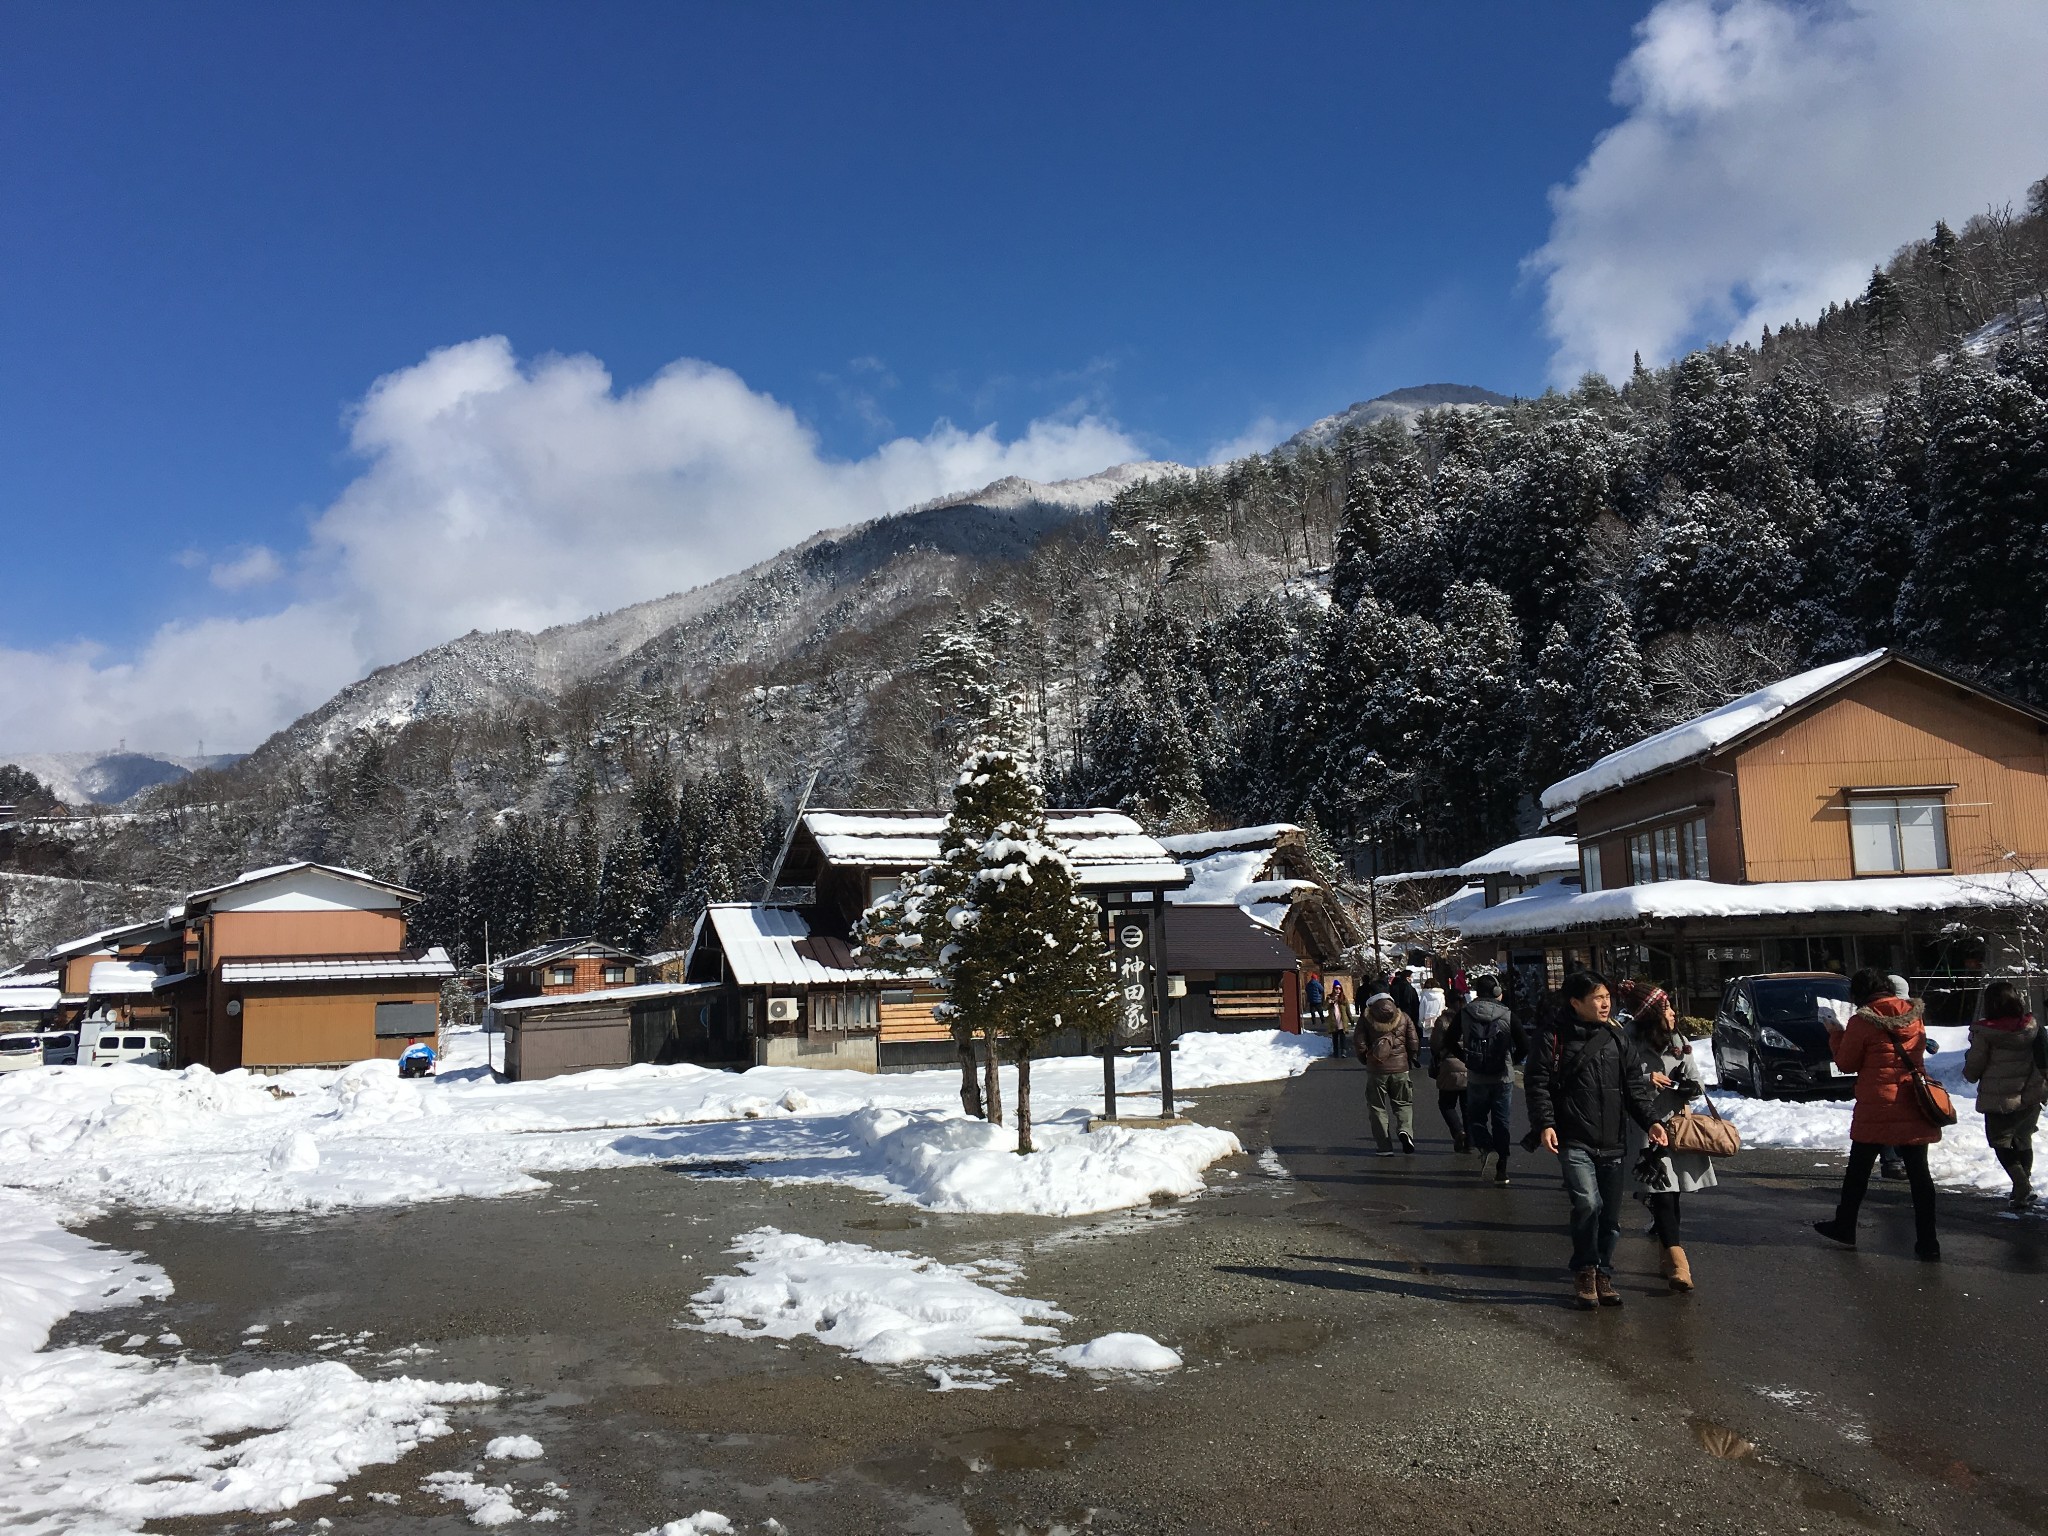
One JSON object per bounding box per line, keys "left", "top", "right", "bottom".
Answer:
{"left": 1813, "top": 968, "right": 1941, "bottom": 1261}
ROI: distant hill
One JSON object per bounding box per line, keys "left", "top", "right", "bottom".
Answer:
{"left": 0, "top": 751, "right": 243, "bottom": 807}
{"left": 1285, "top": 383, "right": 1516, "bottom": 450}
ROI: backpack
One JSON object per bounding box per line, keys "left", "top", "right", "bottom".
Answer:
{"left": 1464, "top": 1006, "right": 1512, "bottom": 1077}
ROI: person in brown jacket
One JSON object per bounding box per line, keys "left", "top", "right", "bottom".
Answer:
{"left": 1814, "top": 968, "right": 1941, "bottom": 1260}
{"left": 1356, "top": 992, "right": 1421, "bottom": 1155}
{"left": 1963, "top": 979, "right": 2046, "bottom": 1208}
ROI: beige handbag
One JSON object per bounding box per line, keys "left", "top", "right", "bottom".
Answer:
{"left": 1664, "top": 1093, "right": 1741, "bottom": 1158}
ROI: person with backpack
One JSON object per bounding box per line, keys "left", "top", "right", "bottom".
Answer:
{"left": 1524, "top": 969, "right": 1666, "bottom": 1309}
{"left": 1388, "top": 968, "right": 1421, "bottom": 1029}
{"left": 1963, "top": 978, "right": 2046, "bottom": 1209}
{"left": 1619, "top": 980, "right": 1716, "bottom": 1293}
{"left": 1450, "top": 974, "right": 1523, "bottom": 1182}
{"left": 1356, "top": 991, "right": 1421, "bottom": 1155}
{"left": 1304, "top": 972, "right": 1329, "bottom": 1052}
{"left": 1428, "top": 999, "right": 1469, "bottom": 1152}
{"left": 1813, "top": 968, "right": 1942, "bottom": 1260}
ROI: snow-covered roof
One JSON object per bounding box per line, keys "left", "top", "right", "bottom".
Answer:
{"left": 184, "top": 862, "right": 421, "bottom": 909}
{"left": 1540, "top": 651, "right": 1887, "bottom": 815}
{"left": 0, "top": 985, "right": 61, "bottom": 1013}
{"left": 1157, "top": 824, "right": 1301, "bottom": 858}
{"left": 701, "top": 904, "right": 901, "bottom": 989}
{"left": 1457, "top": 870, "right": 2048, "bottom": 940}
{"left": 86, "top": 960, "right": 189, "bottom": 996}
{"left": 497, "top": 936, "right": 644, "bottom": 969}
{"left": 491, "top": 981, "right": 716, "bottom": 1014}
{"left": 0, "top": 969, "right": 58, "bottom": 988}
{"left": 801, "top": 809, "right": 1186, "bottom": 890}
{"left": 43, "top": 917, "right": 166, "bottom": 960}
{"left": 1455, "top": 835, "right": 1579, "bottom": 880}
{"left": 219, "top": 947, "right": 455, "bottom": 984}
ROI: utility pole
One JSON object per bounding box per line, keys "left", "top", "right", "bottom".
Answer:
{"left": 1365, "top": 830, "right": 1383, "bottom": 973}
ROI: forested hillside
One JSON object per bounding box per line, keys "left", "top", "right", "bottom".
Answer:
{"left": 4, "top": 179, "right": 2044, "bottom": 969}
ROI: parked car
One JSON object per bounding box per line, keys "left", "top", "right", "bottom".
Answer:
{"left": 40, "top": 1030, "right": 78, "bottom": 1065}
{"left": 1711, "top": 972, "right": 1854, "bottom": 1100}
{"left": 0, "top": 1031, "right": 46, "bottom": 1073}
{"left": 84, "top": 1029, "right": 173, "bottom": 1068}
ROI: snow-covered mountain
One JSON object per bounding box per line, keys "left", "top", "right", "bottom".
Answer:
{"left": 1284, "top": 384, "right": 1515, "bottom": 451}
{"left": 242, "top": 460, "right": 1194, "bottom": 764}
{"left": 0, "top": 751, "right": 242, "bottom": 807}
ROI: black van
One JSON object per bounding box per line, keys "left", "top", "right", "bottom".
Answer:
{"left": 1710, "top": 972, "right": 1854, "bottom": 1100}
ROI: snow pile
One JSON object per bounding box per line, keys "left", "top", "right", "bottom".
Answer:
{"left": 689, "top": 1228, "right": 1179, "bottom": 1385}
{"left": 485, "top": 1434, "right": 544, "bottom": 1460}
{"left": 0, "top": 1027, "right": 1298, "bottom": 1222}
{"left": 1049, "top": 1332, "right": 1182, "bottom": 1372}
{"left": 690, "top": 1227, "right": 1065, "bottom": 1365}
{"left": 1541, "top": 650, "right": 1883, "bottom": 813}
{"left": 423, "top": 1469, "right": 525, "bottom": 1527}
{"left": 0, "top": 1189, "right": 494, "bottom": 1536}
{"left": 635, "top": 1516, "right": 734, "bottom": 1536}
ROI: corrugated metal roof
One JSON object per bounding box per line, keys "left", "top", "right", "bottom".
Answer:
{"left": 184, "top": 861, "right": 422, "bottom": 909}
{"left": 220, "top": 947, "right": 455, "bottom": 984}
{"left": 703, "top": 905, "right": 901, "bottom": 989}
{"left": 496, "top": 936, "right": 646, "bottom": 969}
{"left": 491, "top": 981, "right": 718, "bottom": 1014}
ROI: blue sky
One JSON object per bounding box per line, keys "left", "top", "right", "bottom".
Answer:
{"left": 3, "top": 1, "right": 2045, "bottom": 754}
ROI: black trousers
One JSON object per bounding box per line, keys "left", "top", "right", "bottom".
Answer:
{"left": 1647, "top": 1190, "right": 1681, "bottom": 1246}
{"left": 1437, "top": 1089, "right": 1467, "bottom": 1145}
{"left": 1837, "top": 1141, "right": 1937, "bottom": 1248}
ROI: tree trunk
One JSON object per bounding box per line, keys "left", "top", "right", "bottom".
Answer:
{"left": 982, "top": 1025, "right": 1004, "bottom": 1125}
{"left": 1016, "top": 1046, "right": 1034, "bottom": 1154}
{"left": 954, "top": 1026, "right": 985, "bottom": 1119}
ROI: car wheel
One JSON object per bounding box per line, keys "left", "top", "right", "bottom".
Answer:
{"left": 1748, "top": 1052, "right": 1774, "bottom": 1101}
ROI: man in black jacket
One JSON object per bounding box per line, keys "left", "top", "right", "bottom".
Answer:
{"left": 1524, "top": 970, "right": 1666, "bottom": 1309}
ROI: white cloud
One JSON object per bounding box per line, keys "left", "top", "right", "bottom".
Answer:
{"left": 0, "top": 339, "right": 1144, "bottom": 755}
{"left": 208, "top": 545, "right": 283, "bottom": 591}
{"left": 1204, "top": 415, "right": 1293, "bottom": 466}
{"left": 1532, "top": 0, "right": 2048, "bottom": 384}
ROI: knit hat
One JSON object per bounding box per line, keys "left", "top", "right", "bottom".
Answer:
{"left": 1889, "top": 974, "right": 1912, "bottom": 999}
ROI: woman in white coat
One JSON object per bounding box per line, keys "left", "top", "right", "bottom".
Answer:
{"left": 1621, "top": 981, "right": 1716, "bottom": 1292}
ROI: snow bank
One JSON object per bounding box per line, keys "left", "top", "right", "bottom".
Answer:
{"left": 635, "top": 1516, "right": 733, "bottom": 1536}
{"left": 689, "top": 1227, "right": 1065, "bottom": 1366}
{"left": 0, "top": 1027, "right": 1293, "bottom": 1223}
{"left": 1707, "top": 1026, "right": 2025, "bottom": 1194}
{"left": 0, "top": 1188, "right": 495, "bottom": 1536}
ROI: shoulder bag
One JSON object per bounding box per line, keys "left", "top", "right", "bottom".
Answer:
{"left": 1664, "top": 1090, "right": 1740, "bottom": 1158}
{"left": 1884, "top": 1028, "right": 1958, "bottom": 1129}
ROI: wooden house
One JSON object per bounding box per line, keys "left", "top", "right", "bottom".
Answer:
{"left": 683, "top": 808, "right": 1188, "bottom": 1071}
{"left": 489, "top": 980, "right": 724, "bottom": 1081}
{"left": 1458, "top": 651, "right": 2048, "bottom": 1019}
{"left": 1160, "top": 903, "right": 1305, "bottom": 1032}
{"left": 494, "top": 937, "right": 647, "bottom": 1001}
{"left": 1159, "top": 824, "right": 1360, "bottom": 982}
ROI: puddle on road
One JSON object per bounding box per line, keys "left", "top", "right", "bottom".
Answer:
{"left": 1688, "top": 1418, "right": 1879, "bottom": 1526}
{"left": 860, "top": 1422, "right": 1099, "bottom": 1492}
{"left": 846, "top": 1214, "right": 923, "bottom": 1232}
{"left": 1202, "top": 1316, "right": 1341, "bottom": 1363}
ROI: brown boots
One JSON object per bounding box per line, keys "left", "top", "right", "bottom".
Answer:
{"left": 1574, "top": 1267, "right": 1600, "bottom": 1309}
{"left": 1662, "top": 1245, "right": 1694, "bottom": 1292}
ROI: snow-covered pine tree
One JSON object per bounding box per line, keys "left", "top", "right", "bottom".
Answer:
{"left": 861, "top": 741, "right": 1116, "bottom": 1152}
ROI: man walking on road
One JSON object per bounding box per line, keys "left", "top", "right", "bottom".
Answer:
{"left": 1524, "top": 970, "right": 1666, "bottom": 1309}
{"left": 1451, "top": 974, "right": 1524, "bottom": 1183}
{"left": 1357, "top": 991, "right": 1421, "bottom": 1155}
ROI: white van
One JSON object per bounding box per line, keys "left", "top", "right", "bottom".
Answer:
{"left": 85, "top": 1030, "right": 173, "bottom": 1068}
{"left": 0, "top": 1032, "right": 45, "bottom": 1073}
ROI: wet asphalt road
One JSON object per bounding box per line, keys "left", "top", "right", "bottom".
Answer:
{"left": 54, "top": 1072, "right": 2048, "bottom": 1536}
{"left": 1274, "top": 1056, "right": 2048, "bottom": 1530}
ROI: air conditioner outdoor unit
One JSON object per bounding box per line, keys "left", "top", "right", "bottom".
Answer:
{"left": 766, "top": 997, "right": 799, "bottom": 1023}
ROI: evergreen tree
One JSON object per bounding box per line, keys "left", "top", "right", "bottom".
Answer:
{"left": 862, "top": 744, "right": 1114, "bottom": 1152}
{"left": 1420, "top": 582, "right": 1528, "bottom": 856}
{"left": 1863, "top": 268, "right": 1907, "bottom": 384}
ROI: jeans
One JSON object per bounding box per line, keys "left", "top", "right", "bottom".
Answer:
{"left": 1465, "top": 1081, "right": 1514, "bottom": 1161}
{"left": 1366, "top": 1070, "right": 1415, "bottom": 1149}
{"left": 1560, "top": 1143, "right": 1626, "bottom": 1274}
{"left": 1837, "top": 1141, "right": 1937, "bottom": 1249}
{"left": 1437, "top": 1089, "right": 1467, "bottom": 1147}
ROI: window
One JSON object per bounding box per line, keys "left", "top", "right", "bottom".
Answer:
{"left": 100, "top": 1036, "right": 120, "bottom": 1049}
{"left": 809, "top": 991, "right": 879, "bottom": 1032}
{"left": 122, "top": 1036, "right": 146, "bottom": 1050}
{"left": 548, "top": 966, "right": 576, "bottom": 986}
{"left": 376, "top": 1001, "right": 438, "bottom": 1038}
{"left": 1849, "top": 793, "right": 1949, "bottom": 874}
{"left": 601, "top": 964, "right": 628, "bottom": 985}
{"left": 1627, "top": 817, "right": 1708, "bottom": 884}
{"left": 1579, "top": 846, "right": 1604, "bottom": 893}
{"left": 867, "top": 874, "right": 902, "bottom": 905}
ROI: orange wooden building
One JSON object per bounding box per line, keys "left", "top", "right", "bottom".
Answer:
{"left": 1460, "top": 651, "right": 2048, "bottom": 1018}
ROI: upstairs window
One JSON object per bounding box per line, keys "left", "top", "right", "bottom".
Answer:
{"left": 1627, "top": 817, "right": 1709, "bottom": 884}
{"left": 601, "top": 964, "right": 628, "bottom": 985}
{"left": 548, "top": 965, "right": 576, "bottom": 986}
{"left": 1579, "top": 846, "right": 1604, "bottom": 894}
{"left": 1849, "top": 793, "right": 1949, "bottom": 874}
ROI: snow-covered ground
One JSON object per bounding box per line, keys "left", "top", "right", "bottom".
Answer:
{"left": 0, "top": 1028, "right": 1314, "bottom": 1532}
{"left": 1696, "top": 1026, "right": 2030, "bottom": 1195}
